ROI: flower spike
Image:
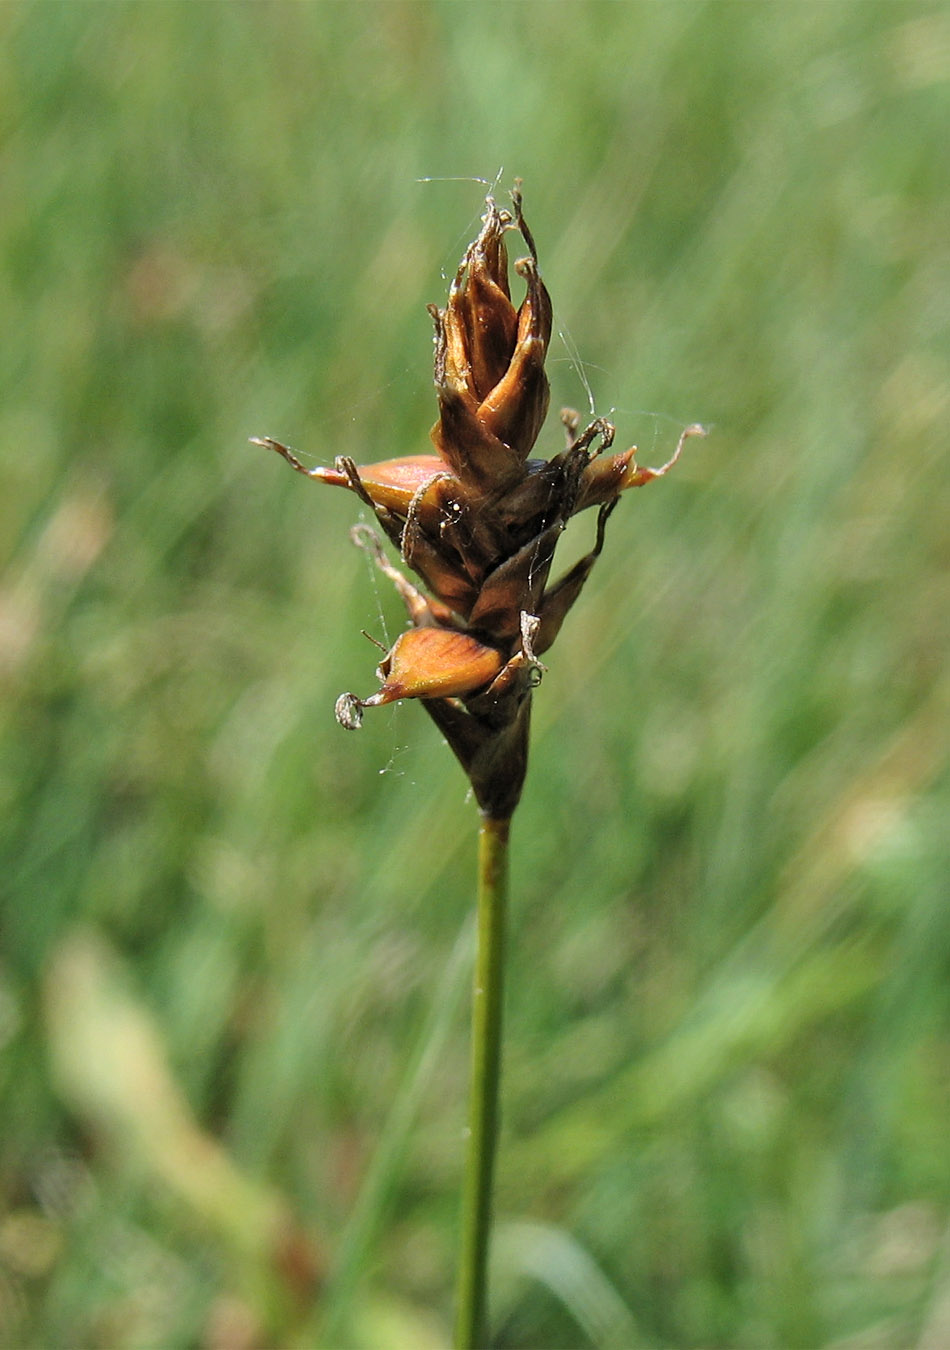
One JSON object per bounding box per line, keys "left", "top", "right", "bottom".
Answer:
{"left": 256, "top": 188, "right": 701, "bottom": 815}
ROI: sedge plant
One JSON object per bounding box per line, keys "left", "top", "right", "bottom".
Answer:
{"left": 255, "top": 185, "right": 702, "bottom": 1348}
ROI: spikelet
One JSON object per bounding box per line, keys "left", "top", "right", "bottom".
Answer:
{"left": 255, "top": 187, "right": 703, "bottom": 816}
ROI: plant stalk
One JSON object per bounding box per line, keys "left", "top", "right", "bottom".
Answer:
{"left": 455, "top": 813, "right": 511, "bottom": 1349}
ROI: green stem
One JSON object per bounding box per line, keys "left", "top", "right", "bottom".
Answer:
{"left": 455, "top": 813, "right": 511, "bottom": 1350}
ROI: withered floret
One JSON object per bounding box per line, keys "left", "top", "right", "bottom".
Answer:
{"left": 255, "top": 187, "right": 703, "bottom": 815}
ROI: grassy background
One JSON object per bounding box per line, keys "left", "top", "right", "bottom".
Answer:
{"left": 2, "top": 2, "right": 949, "bottom": 1346}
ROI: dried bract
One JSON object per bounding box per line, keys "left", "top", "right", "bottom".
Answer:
{"left": 255, "top": 188, "right": 703, "bottom": 816}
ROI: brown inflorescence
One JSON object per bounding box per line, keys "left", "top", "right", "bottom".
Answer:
{"left": 255, "top": 187, "right": 703, "bottom": 817}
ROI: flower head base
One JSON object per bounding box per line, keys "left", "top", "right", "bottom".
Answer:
{"left": 255, "top": 187, "right": 703, "bottom": 817}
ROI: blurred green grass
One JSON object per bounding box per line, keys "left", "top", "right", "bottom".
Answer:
{"left": 2, "top": 2, "right": 949, "bottom": 1346}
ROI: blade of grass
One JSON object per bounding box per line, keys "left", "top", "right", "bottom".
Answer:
{"left": 312, "top": 916, "right": 474, "bottom": 1347}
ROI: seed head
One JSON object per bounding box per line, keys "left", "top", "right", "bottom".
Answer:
{"left": 255, "top": 187, "right": 703, "bottom": 816}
